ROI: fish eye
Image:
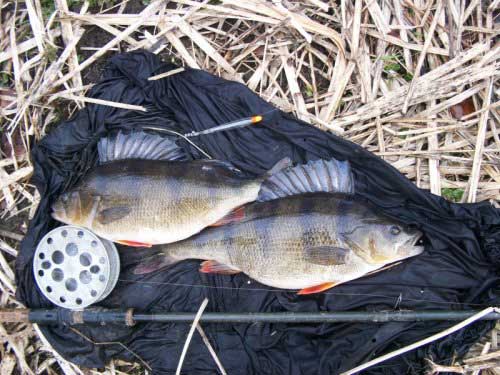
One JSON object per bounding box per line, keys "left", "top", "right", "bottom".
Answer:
{"left": 390, "top": 226, "right": 401, "bottom": 235}
{"left": 61, "top": 195, "right": 68, "bottom": 203}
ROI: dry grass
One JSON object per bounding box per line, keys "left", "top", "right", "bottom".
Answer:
{"left": 0, "top": 0, "right": 499, "bottom": 373}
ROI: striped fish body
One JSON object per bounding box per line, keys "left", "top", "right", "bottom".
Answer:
{"left": 154, "top": 194, "right": 424, "bottom": 292}
{"left": 59, "top": 159, "right": 261, "bottom": 245}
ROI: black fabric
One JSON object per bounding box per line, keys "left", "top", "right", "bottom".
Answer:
{"left": 17, "top": 51, "right": 500, "bottom": 374}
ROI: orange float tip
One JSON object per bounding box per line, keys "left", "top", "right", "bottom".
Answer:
{"left": 251, "top": 115, "right": 263, "bottom": 124}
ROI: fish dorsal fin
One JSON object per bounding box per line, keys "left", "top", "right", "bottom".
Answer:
{"left": 98, "top": 131, "right": 186, "bottom": 163}
{"left": 258, "top": 158, "right": 354, "bottom": 201}
{"left": 304, "top": 246, "right": 351, "bottom": 266}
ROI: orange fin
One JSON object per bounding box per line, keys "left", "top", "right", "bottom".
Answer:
{"left": 116, "top": 240, "right": 153, "bottom": 248}
{"left": 297, "top": 282, "right": 337, "bottom": 295}
{"left": 210, "top": 206, "right": 246, "bottom": 227}
{"left": 199, "top": 260, "right": 241, "bottom": 275}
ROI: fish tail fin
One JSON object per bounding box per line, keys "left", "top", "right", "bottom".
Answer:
{"left": 258, "top": 158, "right": 354, "bottom": 201}
{"left": 133, "top": 253, "right": 180, "bottom": 275}
{"left": 98, "top": 130, "right": 186, "bottom": 164}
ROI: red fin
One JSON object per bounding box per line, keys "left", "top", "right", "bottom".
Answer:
{"left": 133, "top": 254, "right": 177, "bottom": 274}
{"left": 116, "top": 240, "right": 153, "bottom": 248}
{"left": 210, "top": 206, "right": 246, "bottom": 227}
{"left": 199, "top": 260, "right": 241, "bottom": 275}
{"left": 297, "top": 282, "right": 337, "bottom": 295}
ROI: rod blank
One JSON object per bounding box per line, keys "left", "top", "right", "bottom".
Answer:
{"left": 0, "top": 309, "right": 498, "bottom": 325}
{"left": 133, "top": 311, "right": 500, "bottom": 323}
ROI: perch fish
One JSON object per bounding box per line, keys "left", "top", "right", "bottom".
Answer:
{"left": 52, "top": 131, "right": 354, "bottom": 246}
{"left": 135, "top": 194, "right": 424, "bottom": 294}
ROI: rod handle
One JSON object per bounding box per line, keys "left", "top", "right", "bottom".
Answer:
{"left": 0, "top": 309, "right": 30, "bottom": 323}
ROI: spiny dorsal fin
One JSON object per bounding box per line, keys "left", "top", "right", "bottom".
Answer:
{"left": 258, "top": 158, "right": 354, "bottom": 201}
{"left": 98, "top": 131, "right": 186, "bottom": 163}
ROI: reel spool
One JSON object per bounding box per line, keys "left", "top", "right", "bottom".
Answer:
{"left": 33, "top": 225, "right": 120, "bottom": 310}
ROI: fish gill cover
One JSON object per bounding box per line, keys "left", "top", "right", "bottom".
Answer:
{"left": 17, "top": 51, "right": 500, "bottom": 374}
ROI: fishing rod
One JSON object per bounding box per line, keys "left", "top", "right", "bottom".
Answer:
{"left": 1, "top": 308, "right": 499, "bottom": 326}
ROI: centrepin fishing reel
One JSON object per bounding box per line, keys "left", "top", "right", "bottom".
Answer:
{"left": 33, "top": 225, "right": 120, "bottom": 309}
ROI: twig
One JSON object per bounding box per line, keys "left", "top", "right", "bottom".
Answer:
{"left": 148, "top": 67, "right": 186, "bottom": 81}
{"left": 196, "top": 325, "right": 227, "bottom": 375}
{"left": 55, "top": 94, "right": 148, "bottom": 112}
{"left": 176, "top": 298, "right": 209, "bottom": 375}
{"left": 402, "top": 0, "right": 444, "bottom": 113}
{"left": 466, "top": 79, "right": 494, "bottom": 202}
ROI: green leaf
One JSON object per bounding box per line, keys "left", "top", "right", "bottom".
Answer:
{"left": 442, "top": 188, "right": 464, "bottom": 202}
{"left": 384, "top": 62, "right": 401, "bottom": 72}
{"left": 403, "top": 72, "right": 413, "bottom": 82}
{"left": 0, "top": 73, "right": 10, "bottom": 85}
{"left": 305, "top": 85, "right": 314, "bottom": 98}
{"left": 40, "top": 0, "right": 55, "bottom": 21}
{"left": 397, "top": 127, "right": 409, "bottom": 139}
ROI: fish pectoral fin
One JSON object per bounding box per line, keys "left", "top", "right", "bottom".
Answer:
{"left": 116, "top": 240, "right": 153, "bottom": 248}
{"left": 97, "top": 206, "right": 131, "bottom": 225}
{"left": 209, "top": 207, "right": 246, "bottom": 227}
{"left": 199, "top": 260, "right": 241, "bottom": 275}
{"left": 297, "top": 282, "right": 338, "bottom": 295}
{"left": 133, "top": 254, "right": 178, "bottom": 274}
{"left": 304, "top": 246, "right": 350, "bottom": 266}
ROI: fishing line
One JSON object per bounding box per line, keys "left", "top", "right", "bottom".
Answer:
{"left": 117, "top": 279, "right": 495, "bottom": 308}
{"left": 140, "top": 126, "right": 213, "bottom": 159}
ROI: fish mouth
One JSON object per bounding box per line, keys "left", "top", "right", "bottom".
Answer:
{"left": 408, "top": 235, "right": 422, "bottom": 247}
{"left": 400, "top": 234, "right": 425, "bottom": 255}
